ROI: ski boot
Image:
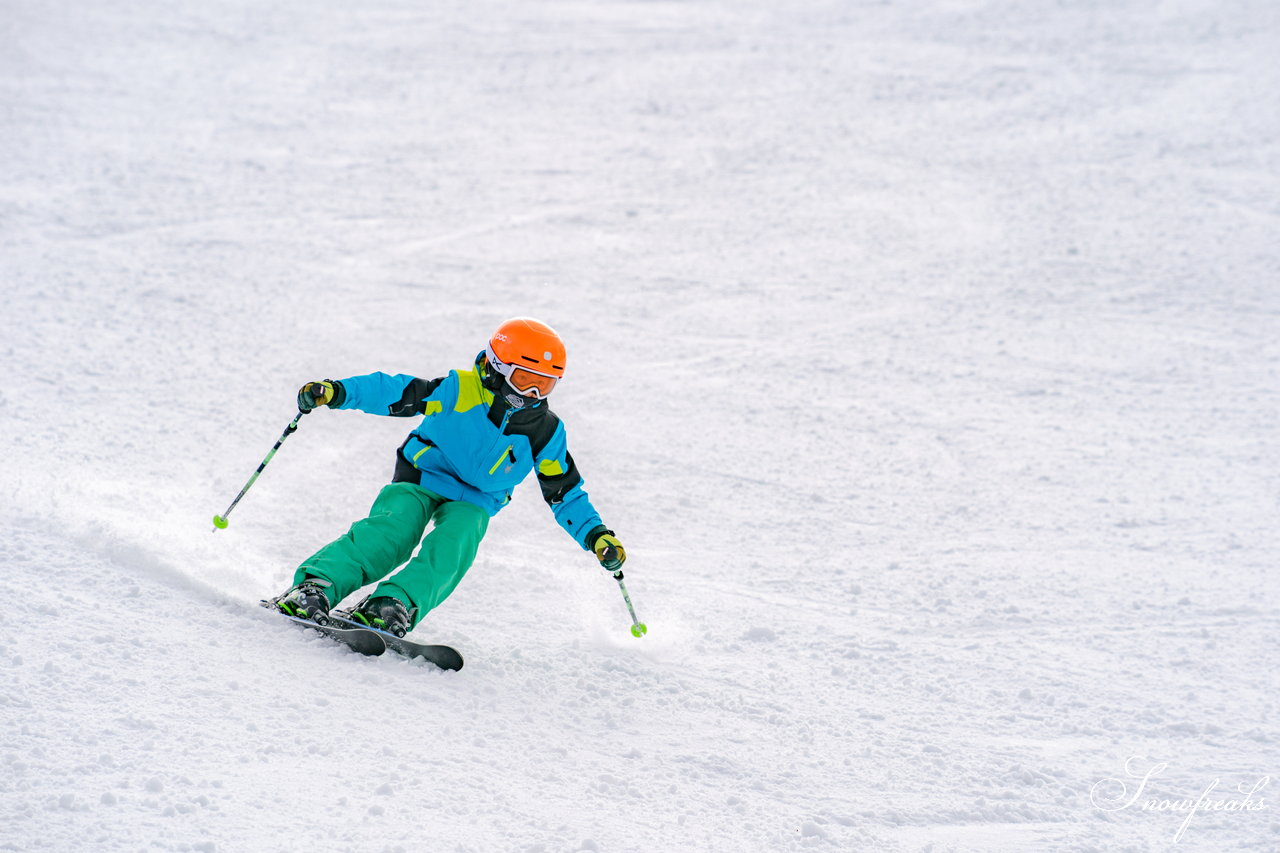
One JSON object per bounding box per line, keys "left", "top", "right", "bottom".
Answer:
{"left": 344, "top": 595, "right": 412, "bottom": 638}
{"left": 272, "top": 579, "right": 333, "bottom": 624}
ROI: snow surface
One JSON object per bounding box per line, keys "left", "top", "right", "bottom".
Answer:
{"left": 2, "top": 0, "right": 1278, "bottom": 850}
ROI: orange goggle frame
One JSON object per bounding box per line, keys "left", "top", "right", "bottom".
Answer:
{"left": 487, "top": 350, "right": 559, "bottom": 399}
{"left": 506, "top": 366, "right": 558, "bottom": 397}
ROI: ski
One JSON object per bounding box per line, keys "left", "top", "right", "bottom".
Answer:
{"left": 260, "top": 600, "right": 464, "bottom": 671}
{"left": 261, "top": 601, "right": 387, "bottom": 656}
{"left": 328, "top": 611, "right": 464, "bottom": 671}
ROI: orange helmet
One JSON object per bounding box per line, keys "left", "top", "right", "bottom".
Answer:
{"left": 484, "top": 318, "right": 566, "bottom": 404}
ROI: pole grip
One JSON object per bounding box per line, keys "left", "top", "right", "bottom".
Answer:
{"left": 599, "top": 545, "right": 623, "bottom": 572}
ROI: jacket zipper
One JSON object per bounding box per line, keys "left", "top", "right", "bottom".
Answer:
{"left": 488, "top": 444, "right": 514, "bottom": 475}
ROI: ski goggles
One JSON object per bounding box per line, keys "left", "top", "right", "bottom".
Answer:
{"left": 486, "top": 348, "right": 559, "bottom": 399}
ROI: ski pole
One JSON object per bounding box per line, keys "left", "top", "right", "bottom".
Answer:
{"left": 612, "top": 570, "right": 647, "bottom": 638}
{"left": 212, "top": 407, "right": 309, "bottom": 531}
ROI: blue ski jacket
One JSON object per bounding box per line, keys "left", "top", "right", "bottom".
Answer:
{"left": 331, "top": 366, "right": 604, "bottom": 550}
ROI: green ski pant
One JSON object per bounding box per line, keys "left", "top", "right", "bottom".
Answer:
{"left": 293, "top": 482, "right": 489, "bottom": 627}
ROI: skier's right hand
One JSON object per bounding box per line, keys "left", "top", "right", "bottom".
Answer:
{"left": 297, "top": 380, "right": 337, "bottom": 412}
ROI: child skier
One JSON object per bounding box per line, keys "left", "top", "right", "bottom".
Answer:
{"left": 269, "top": 317, "right": 625, "bottom": 637}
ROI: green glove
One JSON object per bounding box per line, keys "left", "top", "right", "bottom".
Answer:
{"left": 297, "top": 380, "right": 337, "bottom": 412}
{"left": 589, "top": 526, "right": 626, "bottom": 572}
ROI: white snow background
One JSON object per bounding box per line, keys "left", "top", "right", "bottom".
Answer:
{"left": 2, "top": 0, "right": 1278, "bottom": 850}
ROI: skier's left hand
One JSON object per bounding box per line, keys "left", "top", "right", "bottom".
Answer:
{"left": 591, "top": 529, "right": 626, "bottom": 572}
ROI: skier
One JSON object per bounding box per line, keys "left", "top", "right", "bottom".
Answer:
{"left": 268, "top": 317, "right": 625, "bottom": 637}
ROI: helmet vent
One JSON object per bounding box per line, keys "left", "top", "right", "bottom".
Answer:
{"left": 520, "top": 355, "right": 540, "bottom": 364}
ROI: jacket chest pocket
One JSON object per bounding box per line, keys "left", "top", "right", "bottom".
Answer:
{"left": 485, "top": 442, "right": 529, "bottom": 490}
{"left": 487, "top": 444, "right": 515, "bottom": 476}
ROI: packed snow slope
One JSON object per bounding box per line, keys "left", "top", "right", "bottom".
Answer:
{"left": 2, "top": 0, "right": 1278, "bottom": 850}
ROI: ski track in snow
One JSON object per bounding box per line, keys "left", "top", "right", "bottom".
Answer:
{"left": 2, "top": 0, "right": 1279, "bottom": 850}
